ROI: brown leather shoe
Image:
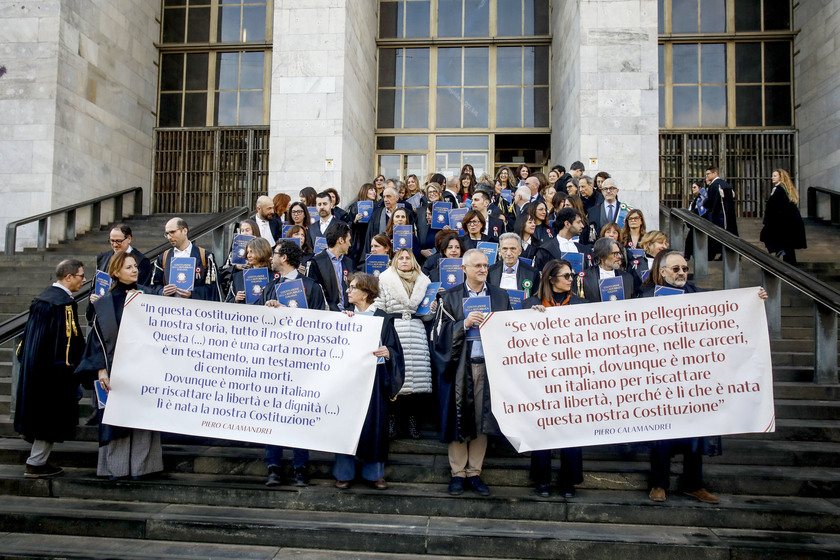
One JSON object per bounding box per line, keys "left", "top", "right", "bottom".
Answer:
{"left": 374, "top": 478, "right": 388, "bottom": 490}
{"left": 685, "top": 488, "right": 719, "bottom": 503}
{"left": 335, "top": 480, "right": 351, "bottom": 489}
{"left": 649, "top": 487, "right": 666, "bottom": 502}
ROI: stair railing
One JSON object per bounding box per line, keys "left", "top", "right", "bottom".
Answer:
{"left": 807, "top": 186, "right": 840, "bottom": 226}
{"left": 4, "top": 187, "right": 144, "bottom": 256}
{"left": 0, "top": 206, "right": 249, "bottom": 346}
{"left": 661, "top": 204, "right": 839, "bottom": 384}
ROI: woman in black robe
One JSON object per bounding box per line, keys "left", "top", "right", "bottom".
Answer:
{"left": 760, "top": 169, "right": 806, "bottom": 265}
{"left": 333, "top": 272, "right": 404, "bottom": 489}
{"left": 76, "top": 251, "right": 163, "bottom": 480}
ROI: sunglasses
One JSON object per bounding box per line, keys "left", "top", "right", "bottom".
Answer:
{"left": 665, "top": 266, "right": 690, "bottom": 273}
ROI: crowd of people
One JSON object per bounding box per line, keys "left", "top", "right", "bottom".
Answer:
{"left": 15, "top": 161, "right": 774, "bottom": 503}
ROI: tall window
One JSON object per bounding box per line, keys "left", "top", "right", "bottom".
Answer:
{"left": 658, "top": 0, "right": 794, "bottom": 129}
{"left": 157, "top": 0, "right": 271, "bottom": 128}
{"left": 376, "top": 0, "right": 551, "bottom": 179}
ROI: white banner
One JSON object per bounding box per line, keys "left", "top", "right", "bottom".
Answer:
{"left": 481, "top": 287, "right": 775, "bottom": 452}
{"left": 103, "top": 293, "right": 382, "bottom": 455}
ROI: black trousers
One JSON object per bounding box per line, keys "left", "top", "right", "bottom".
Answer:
{"left": 649, "top": 439, "right": 703, "bottom": 492}
{"left": 530, "top": 447, "right": 583, "bottom": 489}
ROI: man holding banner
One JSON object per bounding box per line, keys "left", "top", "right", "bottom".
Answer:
{"left": 432, "top": 249, "right": 511, "bottom": 497}
{"left": 642, "top": 250, "right": 767, "bottom": 503}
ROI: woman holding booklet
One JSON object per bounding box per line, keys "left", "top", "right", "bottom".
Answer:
{"left": 375, "top": 249, "right": 433, "bottom": 439}
{"left": 522, "top": 258, "right": 587, "bottom": 497}
{"left": 76, "top": 250, "right": 163, "bottom": 481}
{"left": 225, "top": 237, "right": 272, "bottom": 304}
{"left": 333, "top": 273, "right": 404, "bottom": 490}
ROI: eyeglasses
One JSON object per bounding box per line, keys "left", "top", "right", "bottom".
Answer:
{"left": 346, "top": 285, "right": 359, "bottom": 291}
{"left": 627, "top": 216, "right": 641, "bottom": 221}
{"left": 272, "top": 251, "right": 283, "bottom": 256}
{"left": 164, "top": 229, "right": 183, "bottom": 238}
{"left": 70, "top": 273, "right": 87, "bottom": 279}
{"left": 665, "top": 266, "right": 690, "bottom": 273}
{"left": 603, "top": 187, "right": 618, "bottom": 192}
{"left": 291, "top": 209, "right": 304, "bottom": 214}
{"left": 109, "top": 237, "right": 127, "bottom": 244}
{"left": 466, "top": 264, "right": 489, "bottom": 269}
{"left": 552, "top": 273, "right": 575, "bottom": 280}
{"left": 611, "top": 251, "right": 623, "bottom": 257}
{"left": 466, "top": 220, "right": 482, "bottom": 226}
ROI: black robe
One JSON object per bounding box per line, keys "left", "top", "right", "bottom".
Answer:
{"left": 431, "top": 284, "right": 511, "bottom": 443}
{"left": 76, "top": 283, "right": 153, "bottom": 445}
{"left": 760, "top": 184, "right": 806, "bottom": 251}
{"left": 355, "top": 309, "right": 404, "bottom": 463}
{"left": 14, "top": 286, "right": 85, "bottom": 443}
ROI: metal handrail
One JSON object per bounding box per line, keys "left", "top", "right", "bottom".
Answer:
{"left": 661, "top": 204, "right": 839, "bottom": 383}
{"left": 0, "top": 206, "right": 249, "bottom": 346}
{"left": 806, "top": 186, "right": 840, "bottom": 225}
{"left": 5, "top": 187, "right": 143, "bottom": 256}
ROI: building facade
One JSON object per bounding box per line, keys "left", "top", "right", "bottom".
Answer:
{"left": 1, "top": 0, "right": 838, "bottom": 247}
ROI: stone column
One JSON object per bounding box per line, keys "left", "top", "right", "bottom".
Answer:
{"left": 551, "top": 0, "right": 660, "bottom": 226}
{"left": 268, "top": 1, "right": 377, "bottom": 204}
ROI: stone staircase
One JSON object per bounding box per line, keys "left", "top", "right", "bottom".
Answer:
{"left": 0, "top": 218, "right": 838, "bottom": 558}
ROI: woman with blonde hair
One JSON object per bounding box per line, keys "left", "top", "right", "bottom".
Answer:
{"left": 374, "top": 248, "right": 432, "bottom": 439}
{"left": 620, "top": 209, "right": 647, "bottom": 249}
{"left": 760, "top": 169, "right": 806, "bottom": 264}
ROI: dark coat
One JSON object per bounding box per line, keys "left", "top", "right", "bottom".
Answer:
{"left": 356, "top": 308, "right": 404, "bottom": 463}
{"left": 486, "top": 215, "right": 506, "bottom": 239}
{"left": 306, "top": 217, "right": 343, "bottom": 250}
{"left": 580, "top": 191, "right": 604, "bottom": 213}
{"left": 487, "top": 260, "right": 541, "bottom": 299}
{"left": 305, "top": 250, "right": 355, "bottom": 311}
{"left": 532, "top": 237, "right": 592, "bottom": 275}
{"left": 150, "top": 244, "right": 222, "bottom": 301}
{"left": 705, "top": 177, "right": 739, "bottom": 235}
{"left": 258, "top": 272, "right": 327, "bottom": 310}
{"left": 760, "top": 185, "right": 806, "bottom": 250}
{"left": 579, "top": 266, "right": 636, "bottom": 302}
{"left": 76, "top": 284, "right": 153, "bottom": 445}
{"left": 522, "top": 292, "right": 588, "bottom": 309}
{"left": 362, "top": 201, "right": 416, "bottom": 257}
{"left": 585, "top": 199, "right": 621, "bottom": 242}
{"left": 253, "top": 214, "right": 283, "bottom": 243}
{"left": 431, "top": 284, "right": 511, "bottom": 443}
{"left": 14, "top": 286, "right": 85, "bottom": 443}
{"left": 639, "top": 281, "right": 702, "bottom": 298}
{"left": 96, "top": 248, "right": 151, "bottom": 286}
{"left": 462, "top": 234, "right": 496, "bottom": 251}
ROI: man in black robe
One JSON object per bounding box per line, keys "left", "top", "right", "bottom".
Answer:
{"left": 14, "top": 259, "right": 87, "bottom": 477}
{"left": 306, "top": 221, "right": 355, "bottom": 311}
{"left": 150, "top": 217, "right": 222, "bottom": 301}
{"left": 95, "top": 224, "right": 151, "bottom": 285}
{"left": 704, "top": 166, "right": 739, "bottom": 259}
{"left": 432, "top": 249, "right": 511, "bottom": 497}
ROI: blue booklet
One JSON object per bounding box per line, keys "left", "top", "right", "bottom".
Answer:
{"left": 274, "top": 278, "right": 308, "bottom": 309}
{"left": 439, "top": 258, "right": 464, "bottom": 289}
{"left": 282, "top": 224, "right": 294, "bottom": 237}
{"left": 463, "top": 296, "right": 491, "bottom": 341}
{"left": 599, "top": 276, "right": 625, "bottom": 301}
{"left": 463, "top": 198, "right": 472, "bottom": 209}
{"left": 365, "top": 254, "right": 389, "bottom": 277}
{"left": 616, "top": 204, "right": 631, "bottom": 228}
{"left": 654, "top": 285, "right": 684, "bottom": 297}
{"left": 357, "top": 200, "right": 373, "bottom": 223}
{"left": 283, "top": 236, "right": 301, "bottom": 247}
{"left": 417, "top": 282, "right": 441, "bottom": 315}
{"left": 477, "top": 241, "right": 498, "bottom": 265}
{"left": 500, "top": 189, "right": 512, "bottom": 203}
{"left": 314, "top": 237, "right": 328, "bottom": 254}
{"left": 449, "top": 208, "right": 469, "bottom": 233}
{"left": 94, "top": 270, "right": 112, "bottom": 297}
{"left": 393, "top": 225, "right": 413, "bottom": 250}
{"left": 406, "top": 193, "right": 423, "bottom": 211}
{"left": 629, "top": 248, "right": 646, "bottom": 260}
{"left": 519, "top": 257, "right": 533, "bottom": 267}
{"left": 640, "top": 270, "right": 651, "bottom": 282}
{"left": 432, "top": 202, "right": 452, "bottom": 229}
{"left": 506, "top": 289, "right": 526, "bottom": 310}
{"left": 170, "top": 257, "right": 196, "bottom": 291}
{"left": 94, "top": 380, "right": 108, "bottom": 409}
{"left": 243, "top": 267, "right": 269, "bottom": 304}
{"left": 307, "top": 206, "right": 319, "bottom": 221}
{"left": 561, "top": 252, "right": 585, "bottom": 274}
{"left": 231, "top": 234, "right": 254, "bottom": 265}
{"left": 396, "top": 202, "right": 405, "bottom": 209}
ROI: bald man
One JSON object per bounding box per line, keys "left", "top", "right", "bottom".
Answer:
{"left": 254, "top": 195, "right": 282, "bottom": 245}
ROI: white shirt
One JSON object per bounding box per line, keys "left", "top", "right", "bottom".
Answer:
{"left": 598, "top": 267, "right": 616, "bottom": 279}
{"left": 255, "top": 216, "right": 276, "bottom": 246}
{"left": 605, "top": 203, "right": 616, "bottom": 222}
{"left": 557, "top": 236, "right": 578, "bottom": 253}
{"left": 52, "top": 282, "right": 72, "bottom": 297}
{"left": 318, "top": 215, "right": 334, "bottom": 235}
{"left": 500, "top": 262, "right": 518, "bottom": 291}
{"left": 174, "top": 242, "right": 193, "bottom": 259}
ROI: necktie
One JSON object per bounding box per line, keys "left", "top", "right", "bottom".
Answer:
{"left": 607, "top": 205, "right": 615, "bottom": 222}
{"left": 505, "top": 268, "right": 515, "bottom": 274}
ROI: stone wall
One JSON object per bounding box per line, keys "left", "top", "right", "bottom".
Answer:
{"left": 551, "top": 0, "right": 660, "bottom": 226}
{"left": 0, "top": 0, "right": 159, "bottom": 249}
{"left": 794, "top": 1, "right": 840, "bottom": 203}
{"left": 268, "top": 1, "right": 377, "bottom": 204}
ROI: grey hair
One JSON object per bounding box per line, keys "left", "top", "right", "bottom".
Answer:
{"left": 592, "top": 237, "right": 619, "bottom": 264}
{"left": 498, "top": 232, "right": 521, "bottom": 245}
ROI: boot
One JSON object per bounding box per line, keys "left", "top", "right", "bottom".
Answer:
{"left": 408, "top": 415, "right": 421, "bottom": 439}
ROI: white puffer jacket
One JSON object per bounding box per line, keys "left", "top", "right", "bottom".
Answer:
{"left": 375, "top": 268, "right": 433, "bottom": 394}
